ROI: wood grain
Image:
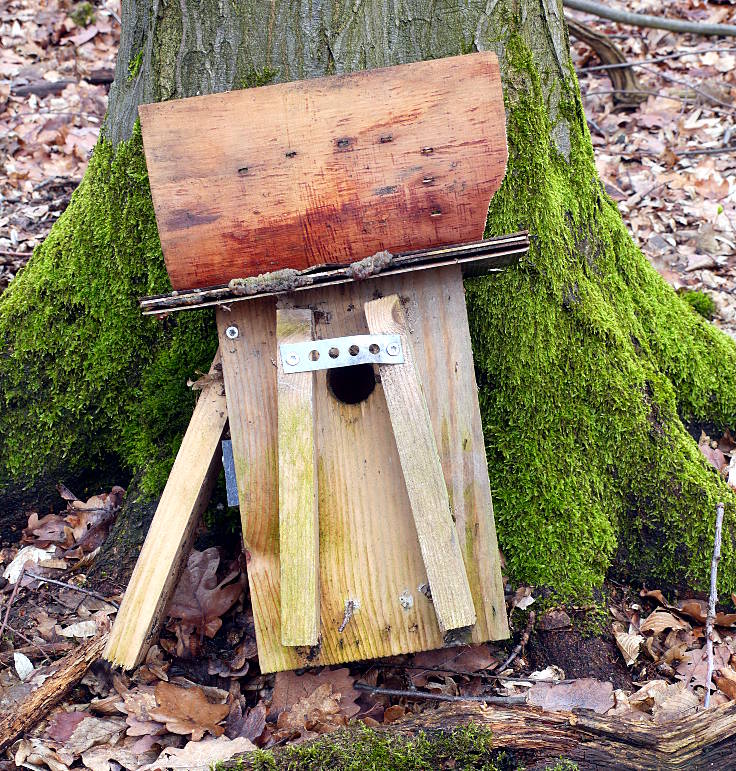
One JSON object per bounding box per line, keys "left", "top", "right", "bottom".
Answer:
{"left": 217, "top": 267, "right": 507, "bottom": 673}
{"left": 0, "top": 634, "right": 108, "bottom": 752}
{"left": 364, "top": 294, "right": 476, "bottom": 635}
{"left": 104, "top": 353, "right": 227, "bottom": 669}
{"left": 276, "top": 308, "right": 319, "bottom": 646}
{"left": 139, "top": 52, "right": 507, "bottom": 289}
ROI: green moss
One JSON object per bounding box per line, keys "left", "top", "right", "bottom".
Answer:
{"left": 0, "top": 124, "right": 216, "bottom": 497}
{"left": 680, "top": 289, "right": 716, "bottom": 320}
{"left": 220, "top": 724, "right": 528, "bottom": 770}
{"left": 128, "top": 50, "right": 144, "bottom": 82}
{"left": 235, "top": 67, "right": 280, "bottom": 90}
{"left": 466, "top": 30, "right": 736, "bottom": 593}
{"left": 69, "top": 1, "right": 95, "bottom": 27}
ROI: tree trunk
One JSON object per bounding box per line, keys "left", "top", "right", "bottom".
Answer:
{"left": 1, "top": 0, "right": 735, "bottom": 593}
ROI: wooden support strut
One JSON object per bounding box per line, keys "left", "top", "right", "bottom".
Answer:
{"left": 364, "top": 294, "right": 476, "bottom": 636}
{"left": 104, "top": 352, "right": 227, "bottom": 669}
{"left": 276, "top": 308, "right": 320, "bottom": 647}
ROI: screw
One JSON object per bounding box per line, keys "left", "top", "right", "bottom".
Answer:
{"left": 286, "top": 352, "right": 300, "bottom": 366}
{"left": 225, "top": 325, "right": 239, "bottom": 339}
{"left": 387, "top": 342, "right": 400, "bottom": 356}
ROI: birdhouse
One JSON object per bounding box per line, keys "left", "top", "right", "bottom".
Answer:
{"left": 107, "top": 52, "right": 528, "bottom": 673}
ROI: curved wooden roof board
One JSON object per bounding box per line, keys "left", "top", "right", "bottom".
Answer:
{"left": 139, "top": 52, "right": 508, "bottom": 291}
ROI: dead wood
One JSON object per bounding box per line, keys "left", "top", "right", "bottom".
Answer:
{"left": 232, "top": 701, "right": 736, "bottom": 770}
{"left": 564, "top": 0, "right": 736, "bottom": 37}
{"left": 0, "top": 633, "right": 107, "bottom": 753}
{"left": 387, "top": 701, "right": 736, "bottom": 770}
{"left": 566, "top": 18, "right": 646, "bottom": 106}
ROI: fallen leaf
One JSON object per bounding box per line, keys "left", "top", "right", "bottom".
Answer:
{"left": 2, "top": 545, "right": 56, "bottom": 583}
{"left": 46, "top": 710, "right": 89, "bottom": 743}
{"left": 148, "top": 681, "right": 229, "bottom": 741}
{"left": 275, "top": 683, "right": 345, "bottom": 741}
{"left": 14, "top": 652, "right": 33, "bottom": 681}
{"left": 225, "top": 700, "right": 266, "bottom": 742}
{"left": 383, "top": 704, "right": 406, "bottom": 723}
{"left": 537, "top": 609, "right": 572, "bottom": 631}
{"left": 527, "top": 678, "right": 613, "bottom": 714}
{"left": 270, "top": 668, "right": 360, "bottom": 721}
{"left": 167, "top": 548, "right": 244, "bottom": 638}
{"left": 615, "top": 631, "right": 644, "bottom": 666}
{"left": 640, "top": 610, "right": 689, "bottom": 636}
{"left": 140, "top": 736, "right": 255, "bottom": 770}
{"left": 60, "top": 620, "right": 98, "bottom": 638}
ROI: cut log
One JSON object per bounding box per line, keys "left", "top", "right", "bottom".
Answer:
{"left": 364, "top": 293, "right": 476, "bottom": 636}
{"left": 104, "top": 352, "right": 227, "bottom": 669}
{"left": 276, "top": 307, "right": 319, "bottom": 647}
{"left": 0, "top": 634, "right": 107, "bottom": 753}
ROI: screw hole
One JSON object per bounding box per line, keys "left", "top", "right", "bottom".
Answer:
{"left": 329, "top": 347, "right": 340, "bottom": 359}
{"left": 368, "top": 343, "right": 380, "bottom": 354}
{"left": 348, "top": 345, "right": 360, "bottom": 356}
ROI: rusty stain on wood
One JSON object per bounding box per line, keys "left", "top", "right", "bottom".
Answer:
{"left": 138, "top": 52, "right": 507, "bottom": 289}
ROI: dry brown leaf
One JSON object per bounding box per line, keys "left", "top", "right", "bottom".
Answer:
{"left": 167, "top": 548, "right": 244, "bottom": 637}
{"left": 270, "top": 668, "right": 360, "bottom": 720}
{"left": 140, "top": 736, "right": 255, "bottom": 770}
{"left": 676, "top": 645, "right": 731, "bottom": 688}
{"left": 383, "top": 705, "right": 406, "bottom": 723}
{"left": 274, "top": 683, "right": 345, "bottom": 741}
{"left": 640, "top": 609, "right": 689, "bottom": 636}
{"left": 615, "top": 631, "right": 644, "bottom": 666}
{"left": 527, "top": 678, "right": 613, "bottom": 714}
{"left": 45, "top": 710, "right": 90, "bottom": 743}
{"left": 148, "top": 682, "right": 229, "bottom": 741}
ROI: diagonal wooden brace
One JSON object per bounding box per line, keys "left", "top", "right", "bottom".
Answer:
{"left": 364, "top": 295, "right": 476, "bottom": 636}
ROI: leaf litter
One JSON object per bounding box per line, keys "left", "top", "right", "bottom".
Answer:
{"left": 2, "top": 0, "right": 736, "bottom": 767}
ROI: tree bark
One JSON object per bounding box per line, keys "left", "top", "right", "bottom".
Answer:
{"left": 2, "top": 0, "right": 735, "bottom": 593}
{"left": 227, "top": 701, "right": 736, "bottom": 770}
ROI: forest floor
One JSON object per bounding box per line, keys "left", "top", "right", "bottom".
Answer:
{"left": 1, "top": 0, "right": 736, "bottom": 768}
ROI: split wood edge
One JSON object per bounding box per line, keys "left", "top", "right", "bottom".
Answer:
{"left": 103, "top": 351, "right": 227, "bottom": 669}
{"left": 277, "top": 308, "right": 319, "bottom": 647}
{"left": 0, "top": 634, "right": 108, "bottom": 753}
{"left": 364, "top": 294, "right": 476, "bottom": 635}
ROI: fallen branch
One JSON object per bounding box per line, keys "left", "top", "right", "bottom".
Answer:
{"left": 564, "top": 0, "right": 736, "bottom": 37}
{"left": 0, "top": 634, "right": 107, "bottom": 753}
{"left": 231, "top": 700, "right": 736, "bottom": 770}
{"left": 0, "top": 641, "right": 73, "bottom": 664}
{"left": 705, "top": 502, "right": 725, "bottom": 708}
{"left": 566, "top": 17, "right": 645, "bottom": 106}
{"left": 354, "top": 683, "right": 526, "bottom": 705}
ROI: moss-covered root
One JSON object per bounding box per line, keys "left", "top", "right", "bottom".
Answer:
{"left": 467, "top": 33, "right": 736, "bottom": 593}
{"left": 217, "top": 724, "right": 578, "bottom": 770}
{"left": 0, "top": 126, "right": 217, "bottom": 496}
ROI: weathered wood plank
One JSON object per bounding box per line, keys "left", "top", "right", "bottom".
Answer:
{"left": 364, "top": 294, "right": 476, "bottom": 635}
{"left": 216, "top": 300, "right": 301, "bottom": 673}
{"left": 138, "top": 52, "right": 507, "bottom": 289}
{"left": 276, "top": 308, "right": 319, "bottom": 647}
{"left": 218, "top": 268, "right": 506, "bottom": 673}
{"left": 104, "top": 353, "right": 227, "bottom": 669}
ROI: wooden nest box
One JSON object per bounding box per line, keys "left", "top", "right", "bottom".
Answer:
{"left": 107, "top": 52, "right": 529, "bottom": 673}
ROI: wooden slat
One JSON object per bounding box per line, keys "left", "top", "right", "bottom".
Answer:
{"left": 138, "top": 52, "right": 507, "bottom": 289}
{"left": 276, "top": 308, "right": 319, "bottom": 646}
{"left": 364, "top": 294, "right": 476, "bottom": 635}
{"left": 217, "top": 268, "right": 507, "bottom": 673}
{"left": 104, "top": 353, "right": 226, "bottom": 669}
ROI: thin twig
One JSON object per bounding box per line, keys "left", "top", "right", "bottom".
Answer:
{"left": 705, "top": 502, "right": 724, "bottom": 709}
{"left": 0, "top": 567, "right": 25, "bottom": 642}
{"left": 494, "top": 611, "right": 536, "bottom": 673}
{"left": 2, "top": 623, "right": 51, "bottom": 664}
{"left": 354, "top": 683, "right": 527, "bottom": 705}
{"left": 636, "top": 64, "right": 735, "bottom": 111}
{"left": 25, "top": 572, "right": 119, "bottom": 610}
{"left": 564, "top": 0, "right": 736, "bottom": 37}
{"left": 0, "top": 642, "right": 72, "bottom": 664}
{"left": 582, "top": 89, "right": 735, "bottom": 115}
{"left": 577, "top": 48, "right": 736, "bottom": 72}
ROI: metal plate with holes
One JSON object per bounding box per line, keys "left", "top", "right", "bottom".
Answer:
{"left": 280, "top": 335, "right": 403, "bottom": 373}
